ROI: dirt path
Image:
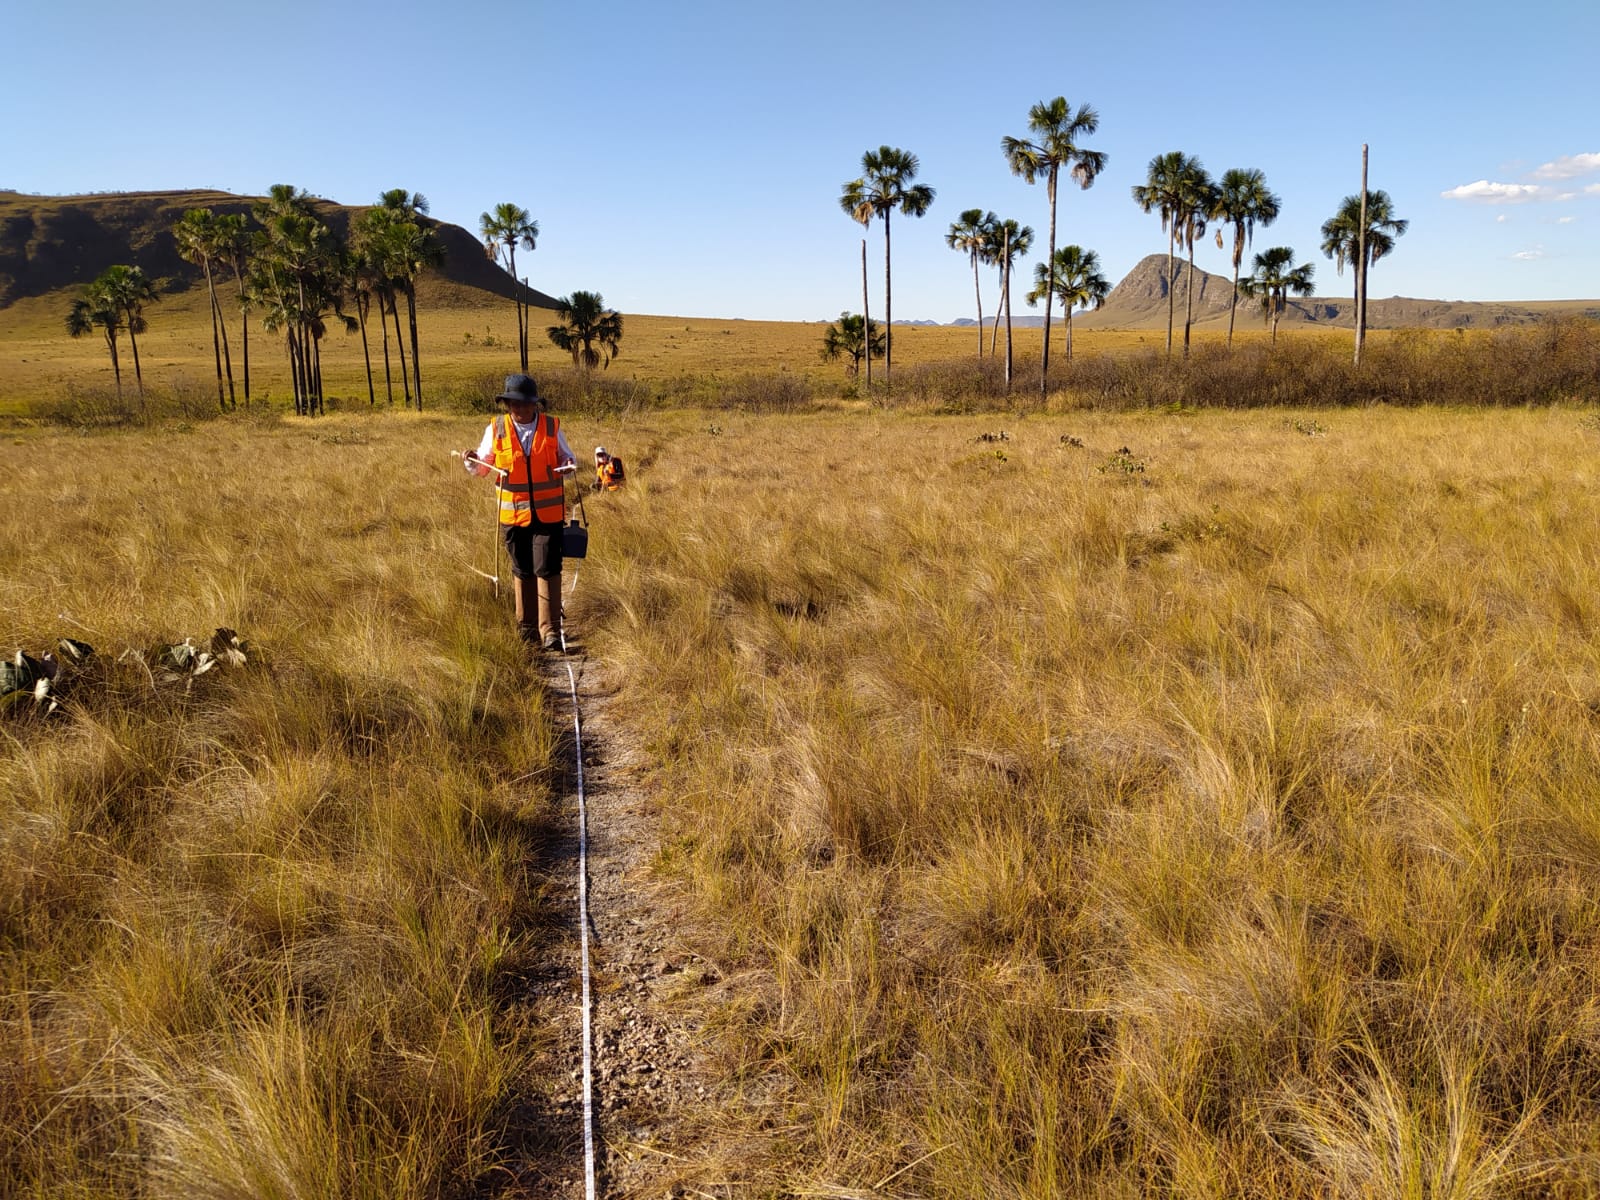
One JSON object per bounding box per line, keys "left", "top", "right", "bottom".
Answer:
{"left": 497, "top": 646, "right": 729, "bottom": 1198}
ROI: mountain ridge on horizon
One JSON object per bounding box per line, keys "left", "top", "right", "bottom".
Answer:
{"left": 0, "top": 187, "right": 559, "bottom": 311}
{"left": 5, "top": 190, "right": 1597, "bottom": 331}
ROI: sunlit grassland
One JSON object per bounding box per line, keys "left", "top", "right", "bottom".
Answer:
{"left": 9, "top": 404, "right": 1600, "bottom": 1196}
{"left": 0, "top": 281, "right": 1335, "bottom": 414}
{"left": 573, "top": 405, "right": 1600, "bottom": 1196}
{"left": 0, "top": 416, "right": 571, "bottom": 1196}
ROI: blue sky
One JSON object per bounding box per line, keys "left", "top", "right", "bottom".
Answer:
{"left": 5, "top": 0, "right": 1596, "bottom": 321}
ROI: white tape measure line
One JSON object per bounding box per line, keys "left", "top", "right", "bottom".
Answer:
{"left": 566, "top": 657, "right": 597, "bottom": 1200}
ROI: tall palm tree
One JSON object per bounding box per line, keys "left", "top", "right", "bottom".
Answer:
{"left": 1238, "top": 247, "right": 1315, "bottom": 342}
{"left": 946, "top": 209, "right": 997, "bottom": 358}
{"left": 173, "top": 208, "right": 235, "bottom": 408}
{"left": 97, "top": 264, "right": 160, "bottom": 398}
{"left": 1321, "top": 190, "right": 1407, "bottom": 357}
{"left": 378, "top": 189, "right": 442, "bottom": 408}
{"left": 547, "top": 291, "right": 623, "bottom": 368}
{"left": 1131, "top": 151, "right": 1200, "bottom": 356}
{"left": 351, "top": 206, "right": 404, "bottom": 405}
{"left": 1026, "top": 245, "right": 1109, "bottom": 362}
{"left": 479, "top": 202, "right": 539, "bottom": 370}
{"left": 214, "top": 212, "right": 254, "bottom": 404}
{"left": 65, "top": 282, "right": 124, "bottom": 398}
{"left": 1210, "top": 168, "right": 1281, "bottom": 347}
{"left": 819, "top": 312, "right": 885, "bottom": 376}
{"left": 1173, "top": 161, "right": 1217, "bottom": 356}
{"left": 334, "top": 244, "right": 378, "bottom": 405}
{"left": 1002, "top": 97, "right": 1107, "bottom": 394}
{"left": 839, "top": 146, "right": 935, "bottom": 385}
{"left": 984, "top": 218, "right": 1033, "bottom": 388}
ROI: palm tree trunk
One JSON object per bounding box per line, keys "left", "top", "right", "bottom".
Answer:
{"left": 1165, "top": 227, "right": 1177, "bottom": 357}
{"left": 127, "top": 321, "right": 145, "bottom": 398}
{"left": 391, "top": 296, "right": 411, "bottom": 405}
{"left": 105, "top": 330, "right": 122, "bottom": 399}
{"left": 358, "top": 295, "right": 375, "bottom": 406}
{"left": 971, "top": 252, "right": 984, "bottom": 358}
{"left": 405, "top": 283, "right": 422, "bottom": 410}
{"left": 228, "top": 266, "right": 251, "bottom": 405}
{"left": 209, "top": 293, "right": 225, "bottom": 407}
{"left": 378, "top": 291, "right": 394, "bottom": 403}
{"left": 519, "top": 278, "right": 529, "bottom": 372}
{"left": 1041, "top": 172, "right": 1056, "bottom": 398}
{"left": 1066, "top": 309, "right": 1073, "bottom": 361}
{"left": 1227, "top": 241, "right": 1241, "bottom": 348}
{"left": 218, "top": 308, "right": 236, "bottom": 409}
{"left": 882, "top": 212, "right": 893, "bottom": 386}
{"left": 507, "top": 244, "right": 520, "bottom": 370}
{"left": 990, "top": 280, "right": 1003, "bottom": 355}
{"left": 313, "top": 334, "right": 325, "bottom": 417}
{"left": 861, "top": 238, "right": 871, "bottom": 389}
{"left": 1002, "top": 225, "right": 1013, "bottom": 390}
{"left": 204, "top": 259, "right": 225, "bottom": 407}
{"left": 286, "top": 328, "right": 302, "bottom": 415}
{"left": 1183, "top": 236, "right": 1197, "bottom": 356}
{"left": 1355, "top": 144, "right": 1369, "bottom": 367}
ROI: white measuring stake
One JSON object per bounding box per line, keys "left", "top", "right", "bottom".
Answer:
{"left": 566, "top": 658, "right": 597, "bottom": 1200}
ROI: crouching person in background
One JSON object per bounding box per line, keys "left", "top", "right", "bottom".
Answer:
{"left": 593, "top": 445, "right": 626, "bottom": 492}
{"left": 461, "top": 374, "right": 575, "bottom": 650}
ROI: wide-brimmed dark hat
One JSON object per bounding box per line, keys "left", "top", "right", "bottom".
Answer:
{"left": 496, "top": 374, "right": 544, "bottom": 405}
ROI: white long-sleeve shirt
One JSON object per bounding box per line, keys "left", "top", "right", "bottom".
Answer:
{"left": 466, "top": 414, "right": 575, "bottom": 474}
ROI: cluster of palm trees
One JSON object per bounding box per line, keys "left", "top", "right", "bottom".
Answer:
{"left": 65, "top": 264, "right": 162, "bottom": 407}
{"left": 165, "top": 185, "right": 443, "bottom": 415}
{"left": 841, "top": 100, "right": 1409, "bottom": 391}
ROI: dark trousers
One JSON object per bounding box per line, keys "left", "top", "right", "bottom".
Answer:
{"left": 502, "top": 521, "right": 565, "bottom": 580}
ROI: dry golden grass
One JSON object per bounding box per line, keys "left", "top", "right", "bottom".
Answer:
{"left": 0, "top": 415, "right": 572, "bottom": 1196}
{"left": 9, "top": 404, "right": 1600, "bottom": 1197}
{"left": 571, "top": 405, "right": 1600, "bottom": 1196}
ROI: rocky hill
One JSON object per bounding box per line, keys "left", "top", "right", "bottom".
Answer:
{"left": 0, "top": 189, "right": 560, "bottom": 310}
{"left": 1079, "top": 253, "right": 1600, "bottom": 331}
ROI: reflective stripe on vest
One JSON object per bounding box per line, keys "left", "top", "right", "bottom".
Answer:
{"left": 491, "top": 413, "right": 565, "bottom": 525}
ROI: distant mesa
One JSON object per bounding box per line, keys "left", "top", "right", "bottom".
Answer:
{"left": 945, "top": 253, "right": 1598, "bottom": 330}
{"left": 0, "top": 188, "right": 561, "bottom": 310}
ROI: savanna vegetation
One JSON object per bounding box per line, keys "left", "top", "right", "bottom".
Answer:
{"left": 0, "top": 420, "right": 572, "bottom": 1195}
{"left": 13, "top": 402, "right": 1600, "bottom": 1195}
{"left": 574, "top": 404, "right": 1600, "bottom": 1195}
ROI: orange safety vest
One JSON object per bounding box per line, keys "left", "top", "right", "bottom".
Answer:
{"left": 491, "top": 413, "right": 566, "bottom": 526}
{"left": 596, "top": 457, "right": 625, "bottom": 491}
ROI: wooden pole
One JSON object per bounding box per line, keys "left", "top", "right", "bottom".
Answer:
{"left": 1356, "top": 143, "right": 1368, "bottom": 367}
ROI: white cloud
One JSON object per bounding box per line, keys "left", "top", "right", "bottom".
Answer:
{"left": 1558, "top": 216, "right": 1576, "bottom": 224}
{"left": 1530, "top": 152, "right": 1600, "bottom": 180}
{"left": 1496, "top": 214, "right": 1510, "bottom": 223}
{"left": 1442, "top": 179, "right": 1546, "bottom": 203}
{"left": 1587, "top": 183, "right": 1600, "bottom": 195}
{"left": 1511, "top": 247, "right": 1545, "bottom": 260}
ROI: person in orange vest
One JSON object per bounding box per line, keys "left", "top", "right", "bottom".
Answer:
{"left": 593, "top": 445, "right": 626, "bottom": 492}
{"left": 461, "top": 374, "right": 576, "bottom": 649}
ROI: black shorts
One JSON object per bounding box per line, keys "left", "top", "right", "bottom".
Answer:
{"left": 502, "top": 521, "right": 564, "bottom": 579}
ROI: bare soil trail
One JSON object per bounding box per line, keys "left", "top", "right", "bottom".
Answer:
{"left": 494, "top": 646, "right": 731, "bottom": 1199}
